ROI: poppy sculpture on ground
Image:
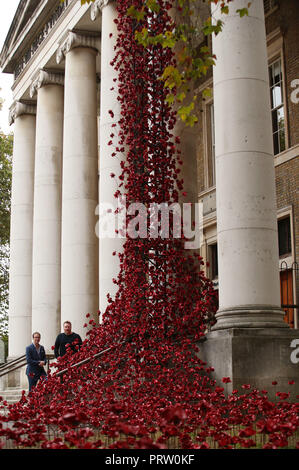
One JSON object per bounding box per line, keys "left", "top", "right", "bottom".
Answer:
{"left": 0, "top": 0, "right": 298, "bottom": 449}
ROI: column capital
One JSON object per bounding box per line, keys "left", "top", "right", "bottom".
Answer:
{"left": 56, "top": 30, "right": 99, "bottom": 64}
{"left": 30, "top": 70, "right": 64, "bottom": 98}
{"left": 9, "top": 101, "right": 36, "bottom": 126}
{"left": 91, "top": 0, "right": 113, "bottom": 21}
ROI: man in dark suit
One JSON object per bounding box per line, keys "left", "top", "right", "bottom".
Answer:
{"left": 26, "top": 332, "right": 47, "bottom": 392}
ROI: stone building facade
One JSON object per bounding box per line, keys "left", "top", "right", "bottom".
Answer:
{"left": 0, "top": 0, "right": 298, "bottom": 394}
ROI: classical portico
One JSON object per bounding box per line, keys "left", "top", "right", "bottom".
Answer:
{"left": 1, "top": 0, "right": 120, "bottom": 356}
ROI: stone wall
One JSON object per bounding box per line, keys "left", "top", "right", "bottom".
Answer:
{"left": 275, "top": 158, "right": 299, "bottom": 259}
{"left": 0, "top": 339, "right": 4, "bottom": 364}
{"left": 268, "top": 0, "right": 299, "bottom": 319}
{"left": 265, "top": 0, "right": 299, "bottom": 147}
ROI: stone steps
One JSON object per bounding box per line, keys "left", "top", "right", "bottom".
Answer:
{"left": 0, "top": 387, "right": 27, "bottom": 405}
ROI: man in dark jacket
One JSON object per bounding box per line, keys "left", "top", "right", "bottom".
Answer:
{"left": 26, "top": 332, "right": 47, "bottom": 392}
{"left": 54, "top": 321, "right": 82, "bottom": 358}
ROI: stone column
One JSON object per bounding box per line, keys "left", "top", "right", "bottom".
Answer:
{"left": 57, "top": 31, "right": 99, "bottom": 337}
{"left": 29, "top": 71, "right": 64, "bottom": 352}
{"left": 8, "top": 102, "right": 36, "bottom": 357}
{"left": 91, "top": 1, "right": 124, "bottom": 318}
{"left": 211, "top": 0, "right": 287, "bottom": 329}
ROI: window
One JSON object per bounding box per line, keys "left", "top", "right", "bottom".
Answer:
{"left": 278, "top": 217, "right": 292, "bottom": 257}
{"left": 209, "top": 243, "right": 218, "bottom": 280}
{"left": 206, "top": 102, "right": 216, "bottom": 187}
{"left": 269, "top": 58, "right": 286, "bottom": 155}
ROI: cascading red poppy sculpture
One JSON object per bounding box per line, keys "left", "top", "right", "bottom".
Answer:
{"left": 0, "top": 0, "right": 298, "bottom": 450}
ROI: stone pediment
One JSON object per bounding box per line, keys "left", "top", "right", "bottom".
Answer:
{"left": 0, "top": 0, "right": 65, "bottom": 75}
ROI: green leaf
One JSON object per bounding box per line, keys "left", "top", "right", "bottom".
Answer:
{"left": 203, "top": 17, "right": 223, "bottom": 36}
{"left": 202, "top": 88, "right": 212, "bottom": 99}
{"left": 236, "top": 8, "right": 249, "bottom": 17}
{"left": 161, "top": 31, "right": 176, "bottom": 48}
{"left": 176, "top": 91, "right": 186, "bottom": 103}
{"left": 200, "top": 46, "right": 210, "bottom": 54}
{"left": 160, "top": 65, "right": 176, "bottom": 80}
{"left": 178, "top": 101, "right": 195, "bottom": 121}
{"left": 135, "top": 28, "right": 149, "bottom": 47}
{"left": 160, "top": 65, "right": 184, "bottom": 89}
{"left": 127, "top": 5, "right": 146, "bottom": 21}
{"left": 185, "top": 114, "right": 198, "bottom": 127}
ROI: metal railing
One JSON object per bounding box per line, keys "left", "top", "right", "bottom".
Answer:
{"left": 0, "top": 354, "right": 54, "bottom": 379}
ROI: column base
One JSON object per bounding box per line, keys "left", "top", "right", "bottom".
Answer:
{"left": 199, "top": 328, "right": 299, "bottom": 401}
{"left": 212, "top": 306, "right": 289, "bottom": 330}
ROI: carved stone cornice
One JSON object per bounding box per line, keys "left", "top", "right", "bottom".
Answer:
{"left": 91, "top": 0, "right": 111, "bottom": 21}
{"left": 9, "top": 101, "right": 36, "bottom": 126}
{"left": 30, "top": 70, "right": 65, "bottom": 98}
{"left": 56, "top": 31, "right": 99, "bottom": 64}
